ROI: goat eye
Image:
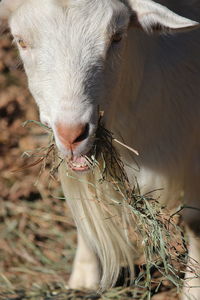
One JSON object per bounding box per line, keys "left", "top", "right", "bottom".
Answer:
{"left": 111, "top": 32, "right": 123, "bottom": 44}
{"left": 18, "top": 39, "right": 28, "bottom": 49}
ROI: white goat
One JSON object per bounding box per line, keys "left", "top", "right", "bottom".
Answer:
{"left": 1, "top": 0, "right": 200, "bottom": 299}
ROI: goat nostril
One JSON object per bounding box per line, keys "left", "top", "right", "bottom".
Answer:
{"left": 74, "top": 123, "right": 89, "bottom": 144}
{"left": 56, "top": 122, "right": 90, "bottom": 149}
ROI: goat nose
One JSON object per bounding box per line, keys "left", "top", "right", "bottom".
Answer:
{"left": 56, "top": 122, "right": 89, "bottom": 149}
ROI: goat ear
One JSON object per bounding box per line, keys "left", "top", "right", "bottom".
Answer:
{"left": 0, "top": 0, "right": 25, "bottom": 20}
{"left": 128, "top": 0, "right": 199, "bottom": 33}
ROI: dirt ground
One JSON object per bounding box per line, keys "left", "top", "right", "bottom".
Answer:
{"left": 0, "top": 31, "right": 183, "bottom": 300}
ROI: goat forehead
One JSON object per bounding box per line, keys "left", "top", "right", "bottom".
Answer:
{"left": 10, "top": 0, "right": 129, "bottom": 38}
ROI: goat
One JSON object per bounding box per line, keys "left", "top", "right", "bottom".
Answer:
{"left": 1, "top": 0, "right": 200, "bottom": 299}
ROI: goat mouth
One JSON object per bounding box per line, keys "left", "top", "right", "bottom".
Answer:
{"left": 68, "top": 155, "right": 90, "bottom": 172}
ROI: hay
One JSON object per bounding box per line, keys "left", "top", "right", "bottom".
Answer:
{"left": 83, "top": 123, "right": 189, "bottom": 297}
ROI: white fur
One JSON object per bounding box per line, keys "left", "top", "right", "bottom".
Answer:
{"left": 68, "top": 234, "right": 100, "bottom": 290}
{"left": 182, "top": 229, "right": 200, "bottom": 300}
{"left": 1, "top": 0, "right": 200, "bottom": 298}
{"left": 0, "top": 0, "right": 25, "bottom": 19}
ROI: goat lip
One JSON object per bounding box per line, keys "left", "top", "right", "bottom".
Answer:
{"left": 71, "top": 165, "right": 90, "bottom": 172}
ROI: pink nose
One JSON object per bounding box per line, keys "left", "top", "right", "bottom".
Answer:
{"left": 56, "top": 122, "right": 89, "bottom": 150}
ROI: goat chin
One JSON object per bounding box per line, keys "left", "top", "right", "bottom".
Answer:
{"left": 59, "top": 158, "right": 140, "bottom": 291}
